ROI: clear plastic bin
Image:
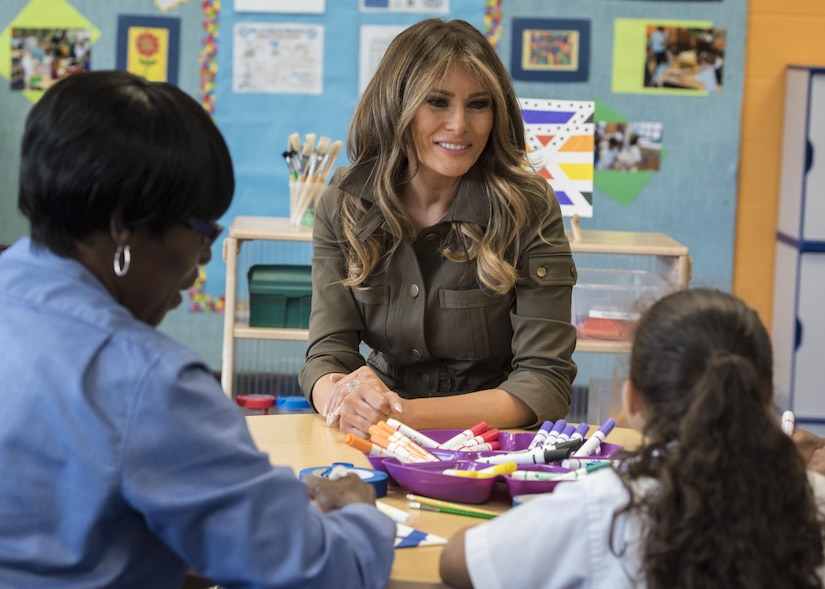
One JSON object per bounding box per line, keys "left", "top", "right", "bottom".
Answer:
{"left": 573, "top": 268, "right": 672, "bottom": 340}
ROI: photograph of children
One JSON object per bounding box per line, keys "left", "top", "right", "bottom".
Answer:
{"left": 595, "top": 121, "right": 663, "bottom": 172}
{"left": 643, "top": 25, "right": 725, "bottom": 92}
{"left": 10, "top": 28, "right": 92, "bottom": 92}
{"left": 521, "top": 27, "right": 580, "bottom": 72}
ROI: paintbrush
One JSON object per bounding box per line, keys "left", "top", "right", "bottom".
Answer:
{"left": 291, "top": 139, "right": 343, "bottom": 226}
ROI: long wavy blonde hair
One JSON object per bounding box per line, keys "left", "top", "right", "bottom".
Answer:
{"left": 341, "top": 18, "right": 555, "bottom": 295}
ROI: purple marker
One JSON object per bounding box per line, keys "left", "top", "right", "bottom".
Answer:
{"left": 569, "top": 422, "right": 591, "bottom": 444}
{"left": 542, "top": 419, "right": 567, "bottom": 448}
{"left": 554, "top": 424, "right": 576, "bottom": 445}
{"left": 528, "top": 420, "right": 554, "bottom": 450}
{"left": 572, "top": 418, "right": 616, "bottom": 457}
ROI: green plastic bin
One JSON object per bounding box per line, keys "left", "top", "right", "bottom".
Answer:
{"left": 247, "top": 264, "right": 312, "bottom": 328}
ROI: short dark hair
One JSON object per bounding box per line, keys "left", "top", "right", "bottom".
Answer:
{"left": 18, "top": 70, "right": 234, "bottom": 256}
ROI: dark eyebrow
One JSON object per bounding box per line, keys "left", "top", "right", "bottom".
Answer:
{"left": 429, "top": 89, "right": 492, "bottom": 99}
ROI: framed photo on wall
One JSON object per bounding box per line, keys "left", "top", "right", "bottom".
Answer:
{"left": 511, "top": 18, "right": 590, "bottom": 82}
{"left": 116, "top": 15, "right": 180, "bottom": 84}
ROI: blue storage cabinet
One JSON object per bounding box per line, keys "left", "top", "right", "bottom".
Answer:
{"left": 772, "top": 66, "right": 825, "bottom": 428}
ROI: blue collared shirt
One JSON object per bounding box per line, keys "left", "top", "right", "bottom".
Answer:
{"left": 0, "top": 238, "right": 395, "bottom": 588}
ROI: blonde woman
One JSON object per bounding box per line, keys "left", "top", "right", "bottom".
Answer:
{"left": 299, "top": 18, "right": 577, "bottom": 438}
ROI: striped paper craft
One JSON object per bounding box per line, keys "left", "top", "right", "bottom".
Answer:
{"left": 519, "top": 98, "right": 595, "bottom": 218}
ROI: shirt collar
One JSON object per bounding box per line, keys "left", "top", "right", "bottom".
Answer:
{"left": 339, "top": 164, "right": 490, "bottom": 240}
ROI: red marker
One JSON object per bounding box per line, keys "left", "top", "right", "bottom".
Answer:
{"left": 439, "top": 421, "right": 488, "bottom": 450}
{"left": 453, "top": 428, "right": 500, "bottom": 451}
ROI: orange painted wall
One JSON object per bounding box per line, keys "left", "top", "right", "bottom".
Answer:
{"left": 736, "top": 1, "right": 825, "bottom": 326}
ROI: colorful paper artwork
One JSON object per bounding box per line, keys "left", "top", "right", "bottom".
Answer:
{"left": 483, "top": 0, "right": 502, "bottom": 53}
{"left": 644, "top": 25, "right": 726, "bottom": 93}
{"left": 199, "top": 0, "right": 220, "bottom": 114}
{"left": 0, "top": 0, "right": 101, "bottom": 103}
{"left": 394, "top": 524, "right": 446, "bottom": 548}
{"left": 511, "top": 18, "right": 590, "bottom": 82}
{"left": 519, "top": 98, "right": 595, "bottom": 218}
{"left": 155, "top": 0, "right": 189, "bottom": 11}
{"left": 116, "top": 15, "right": 180, "bottom": 84}
{"left": 10, "top": 28, "right": 91, "bottom": 92}
{"left": 592, "top": 98, "right": 669, "bottom": 208}
{"left": 611, "top": 18, "right": 718, "bottom": 96}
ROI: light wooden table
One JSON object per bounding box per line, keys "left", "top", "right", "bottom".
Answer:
{"left": 246, "top": 413, "right": 643, "bottom": 589}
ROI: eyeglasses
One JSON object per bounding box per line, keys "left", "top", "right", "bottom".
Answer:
{"left": 183, "top": 217, "right": 223, "bottom": 246}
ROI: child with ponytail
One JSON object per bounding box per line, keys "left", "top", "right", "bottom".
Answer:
{"left": 440, "top": 288, "right": 825, "bottom": 588}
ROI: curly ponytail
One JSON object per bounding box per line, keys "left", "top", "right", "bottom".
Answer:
{"left": 613, "top": 289, "right": 824, "bottom": 588}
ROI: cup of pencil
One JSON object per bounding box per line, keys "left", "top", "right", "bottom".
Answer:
{"left": 283, "top": 132, "right": 343, "bottom": 228}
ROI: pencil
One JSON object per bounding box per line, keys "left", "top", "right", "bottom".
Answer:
{"left": 406, "top": 494, "right": 499, "bottom": 518}
{"left": 408, "top": 501, "right": 498, "bottom": 520}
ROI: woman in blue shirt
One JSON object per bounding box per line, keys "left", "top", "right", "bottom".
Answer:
{"left": 0, "top": 71, "right": 395, "bottom": 589}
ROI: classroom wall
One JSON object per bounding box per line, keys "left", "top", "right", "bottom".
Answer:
{"left": 2, "top": 1, "right": 824, "bottom": 367}
{"left": 735, "top": 0, "right": 825, "bottom": 327}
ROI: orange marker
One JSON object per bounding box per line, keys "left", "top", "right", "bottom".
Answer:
{"left": 370, "top": 431, "right": 435, "bottom": 463}
{"left": 352, "top": 432, "right": 415, "bottom": 464}
{"left": 370, "top": 424, "right": 438, "bottom": 462}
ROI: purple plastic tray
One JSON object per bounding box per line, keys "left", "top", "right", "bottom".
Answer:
{"left": 383, "top": 458, "right": 499, "bottom": 504}
{"left": 384, "top": 458, "right": 605, "bottom": 503}
{"left": 369, "top": 428, "right": 623, "bottom": 502}
{"left": 366, "top": 428, "right": 622, "bottom": 471}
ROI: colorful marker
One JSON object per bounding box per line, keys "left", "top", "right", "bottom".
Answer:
{"left": 572, "top": 418, "right": 616, "bottom": 457}
{"left": 528, "top": 420, "right": 554, "bottom": 449}
{"left": 453, "top": 428, "right": 500, "bottom": 451}
{"left": 442, "top": 461, "right": 517, "bottom": 478}
{"left": 473, "top": 442, "right": 579, "bottom": 465}
{"left": 782, "top": 410, "right": 795, "bottom": 436}
{"left": 542, "top": 419, "right": 567, "bottom": 448}
{"left": 458, "top": 440, "right": 500, "bottom": 452}
{"left": 386, "top": 418, "right": 441, "bottom": 448}
{"left": 439, "top": 421, "right": 488, "bottom": 449}
{"left": 370, "top": 423, "right": 438, "bottom": 462}
{"left": 509, "top": 460, "right": 611, "bottom": 482}
{"left": 344, "top": 433, "right": 402, "bottom": 460}
{"left": 554, "top": 424, "right": 576, "bottom": 445}
{"left": 569, "top": 422, "right": 591, "bottom": 444}
{"left": 561, "top": 457, "right": 610, "bottom": 470}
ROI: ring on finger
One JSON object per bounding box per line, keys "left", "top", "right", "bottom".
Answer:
{"left": 346, "top": 380, "right": 360, "bottom": 393}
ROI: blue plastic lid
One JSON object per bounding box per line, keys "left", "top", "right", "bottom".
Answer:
{"left": 276, "top": 396, "right": 312, "bottom": 410}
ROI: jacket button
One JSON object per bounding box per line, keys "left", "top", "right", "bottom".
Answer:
{"left": 411, "top": 348, "right": 422, "bottom": 360}
{"left": 409, "top": 284, "right": 420, "bottom": 298}
{"left": 421, "top": 373, "right": 430, "bottom": 385}
{"left": 426, "top": 232, "right": 439, "bottom": 241}
{"left": 536, "top": 266, "right": 548, "bottom": 278}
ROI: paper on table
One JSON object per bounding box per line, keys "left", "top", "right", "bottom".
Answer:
{"left": 394, "top": 523, "right": 446, "bottom": 549}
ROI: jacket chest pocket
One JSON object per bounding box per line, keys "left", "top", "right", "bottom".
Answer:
{"left": 351, "top": 285, "right": 392, "bottom": 352}
{"left": 435, "top": 288, "right": 511, "bottom": 360}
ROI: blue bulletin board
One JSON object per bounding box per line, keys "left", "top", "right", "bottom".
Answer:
{"left": 207, "top": 2, "right": 486, "bottom": 297}
{"left": 205, "top": 0, "right": 747, "bottom": 301}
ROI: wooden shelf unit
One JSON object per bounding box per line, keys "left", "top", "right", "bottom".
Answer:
{"left": 221, "top": 216, "right": 691, "bottom": 397}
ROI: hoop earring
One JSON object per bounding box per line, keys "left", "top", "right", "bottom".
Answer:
{"left": 113, "top": 245, "right": 131, "bottom": 277}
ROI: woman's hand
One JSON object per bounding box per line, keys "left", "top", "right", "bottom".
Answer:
{"left": 323, "top": 367, "right": 404, "bottom": 438}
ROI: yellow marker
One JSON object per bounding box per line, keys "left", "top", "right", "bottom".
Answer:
{"left": 442, "top": 461, "right": 517, "bottom": 478}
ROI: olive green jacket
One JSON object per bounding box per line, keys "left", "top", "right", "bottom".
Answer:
{"left": 298, "top": 166, "right": 578, "bottom": 426}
